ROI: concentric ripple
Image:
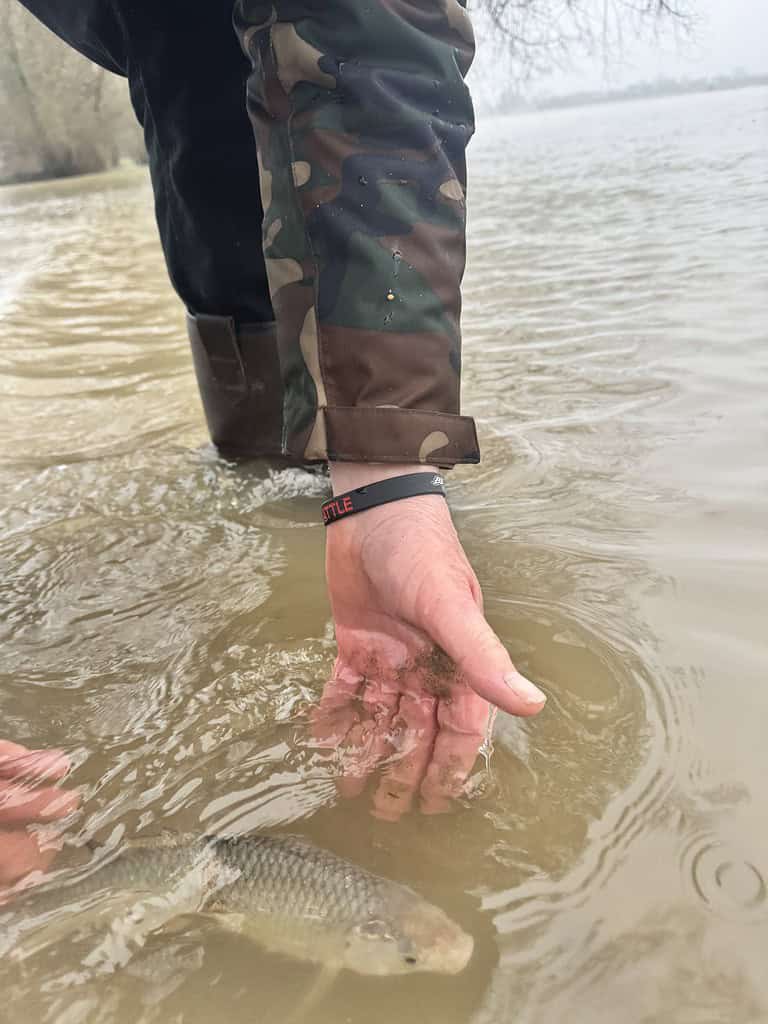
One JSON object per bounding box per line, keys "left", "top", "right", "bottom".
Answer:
{"left": 681, "top": 833, "right": 767, "bottom": 923}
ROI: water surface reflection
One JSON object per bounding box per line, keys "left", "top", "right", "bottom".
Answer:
{"left": 1, "top": 87, "right": 767, "bottom": 1022}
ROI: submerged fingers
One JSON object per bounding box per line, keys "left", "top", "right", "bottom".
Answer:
{"left": 420, "top": 729, "right": 485, "bottom": 815}
{"left": 419, "top": 691, "right": 488, "bottom": 815}
{"left": 340, "top": 678, "right": 402, "bottom": 796}
{"left": 311, "top": 673, "right": 401, "bottom": 799}
{"left": 0, "top": 829, "right": 62, "bottom": 891}
{"left": 0, "top": 743, "right": 70, "bottom": 783}
{"left": 372, "top": 693, "right": 438, "bottom": 822}
{"left": 335, "top": 710, "right": 396, "bottom": 800}
{"left": 0, "top": 779, "right": 80, "bottom": 828}
{"left": 0, "top": 742, "right": 78, "bottom": 827}
{"left": 310, "top": 657, "right": 492, "bottom": 818}
{"left": 310, "top": 676, "right": 363, "bottom": 751}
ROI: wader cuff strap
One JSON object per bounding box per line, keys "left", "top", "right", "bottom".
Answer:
{"left": 322, "top": 406, "right": 480, "bottom": 467}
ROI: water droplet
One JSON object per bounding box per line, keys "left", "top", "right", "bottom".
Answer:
{"left": 479, "top": 706, "right": 497, "bottom": 770}
{"left": 392, "top": 250, "right": 401, "bottom": 278}
{"left": 386, "top": 290, "right": 395, "bottom": 302}
{"left": 383, "top": 313, "right": 393, "bottom": 325}
{"left": 358, "top": 175, "right": 368, "bottom": 186}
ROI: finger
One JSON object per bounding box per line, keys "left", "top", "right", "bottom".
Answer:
{"left": 0, "top": 829, "right": 62, "bottom": 892}
{"left": 371, "top": 693, "right": 437, "bottom": 822}
{"left": 335, "top": 680, "right": 400, "bottom": 800}
{"left": 0, "top": 781, "right": 80, "bottom": 827}
{"left": 310, "top": 673, "right": 363, "bottom": 749}
{"left": 0, "top": 747, "right": 70, "bottom": 783}
{"left": 310, "top": 673, "right": 373, "bottom": 799}
{"left": 335, "top": 719, "right": 382, "bottom": 800}
{"left": 420, "top": 692, "right": 488, "bottom": 815}
{"left": 436, "top": 686, "right": 491, "bottom": 737}
{"left": 422, "top": 593, "right": 547, "bottom": 717}
{"left": 0, "top": 741, "right": 29, "bottom": 762}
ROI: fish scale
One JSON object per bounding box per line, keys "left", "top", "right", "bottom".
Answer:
{"left": 210, "top": 836, "right": 391, "bottom": 924}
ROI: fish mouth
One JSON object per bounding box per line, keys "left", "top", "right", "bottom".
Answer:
{"left": 398, "top": 900, "right": 475, "bottom": 975}
{"left": 440, "top": 929, "right": 474, "bottom": 975}
{"left": 415, "top": 926, "right": 474, "bottom": 975}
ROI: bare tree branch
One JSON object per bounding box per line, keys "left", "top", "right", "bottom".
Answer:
{"left": 1, "top": 0, "right": 701, "bottom": 182}
{"left": 470, "top": 0, "right": 699, "bottom": 82}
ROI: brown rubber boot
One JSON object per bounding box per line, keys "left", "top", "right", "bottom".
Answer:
{"left": 187, "top": 311, "right": 286, "bottom": 460}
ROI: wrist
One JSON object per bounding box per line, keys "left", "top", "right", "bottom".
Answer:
{"left": 329, "top": 461, "right": 440, "bottom": 497}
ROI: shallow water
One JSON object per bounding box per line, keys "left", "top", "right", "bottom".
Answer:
{"left": 1, "top": 86, "right": 767, "bottom": 1023}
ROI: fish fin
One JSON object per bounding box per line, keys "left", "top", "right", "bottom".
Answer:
{"left": 154, "top": 912, "right": 201, "bottom": 937}
{"left": 81, "top": 894, "right": 188, "bottom": 971}
{"left": 8, "top": 889, "right": 152, "bottom": 964}
{"left": 83, "top": 830, "right": 187, "bottom": 855}
{"left": 80, "top": 861, "right": 209, "bottom": 971}
{"left": 195, "top": 910, "right": 248, "bottom": 934}
{"left": 122, "top": 830, "right": 191, "bottom": 851}
{"left": 285, "top": 964, "right": 339, "bottom": 1024}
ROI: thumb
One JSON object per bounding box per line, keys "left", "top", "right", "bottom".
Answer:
{"left": 423, "top": 591, "right": 547, "bottom": 717}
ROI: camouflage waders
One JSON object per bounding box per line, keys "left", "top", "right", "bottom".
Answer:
{"left": 18, "top": 0, "right": 480, "bottom": 467}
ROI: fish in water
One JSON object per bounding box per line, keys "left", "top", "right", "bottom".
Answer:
{"left": 2, "top": 833, "right": 473, "bottom": 976}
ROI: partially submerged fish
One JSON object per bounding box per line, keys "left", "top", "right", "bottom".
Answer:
{"left": 2, "top": 833, "right": 473, "bottom": 976}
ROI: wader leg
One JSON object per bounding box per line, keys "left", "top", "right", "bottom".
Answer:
{"left": 232, "top": 0, "right": 481, "bottom": 467}
{"left": 18, "top": 1, "right": 288, "bottom": 458}
{"left": 187, "top": 313, "right": 294, "bottom": 461}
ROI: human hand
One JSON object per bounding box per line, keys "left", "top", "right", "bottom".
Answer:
{"left": 314, "top": 463, "right": 546, "bottom": 821}
{"left": 0, "top": 741, "right": 79, "bottom": 899}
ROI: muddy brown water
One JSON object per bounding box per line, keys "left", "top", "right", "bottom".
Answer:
{"left": 1, "top": 86, "right": 767, "bottom": 1023}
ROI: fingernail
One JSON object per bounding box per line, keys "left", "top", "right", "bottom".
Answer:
{"left": 504, "top": 672, "right": 546, "bottom": 706}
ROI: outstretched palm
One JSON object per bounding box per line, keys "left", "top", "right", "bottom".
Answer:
{"left": 314, "top": 468, "right": 546, "bottom": 821}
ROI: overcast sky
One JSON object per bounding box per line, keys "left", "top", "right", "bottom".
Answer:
{"left": 516, "top": 0, "right": 768, "bottom": 94}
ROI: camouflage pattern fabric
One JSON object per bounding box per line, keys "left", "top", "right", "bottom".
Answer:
{"left": 233, "top": 0, "right": 481, "bottom": 466}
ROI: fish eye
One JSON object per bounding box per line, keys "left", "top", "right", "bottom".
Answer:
{"left": 398, "top": 937, "right": 418, "bottom": 965}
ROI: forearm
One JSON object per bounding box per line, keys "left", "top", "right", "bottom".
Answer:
{"left": 329, "top": 461, "right": 440, "bottom": 495}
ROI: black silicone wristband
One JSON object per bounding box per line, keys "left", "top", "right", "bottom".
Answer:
{"left": 322, "top": 472, "right": 446, "bottom": 526}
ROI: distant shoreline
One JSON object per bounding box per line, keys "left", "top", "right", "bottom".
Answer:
{"left": 492, "top": 74, "right": 768, "bottom": 116}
